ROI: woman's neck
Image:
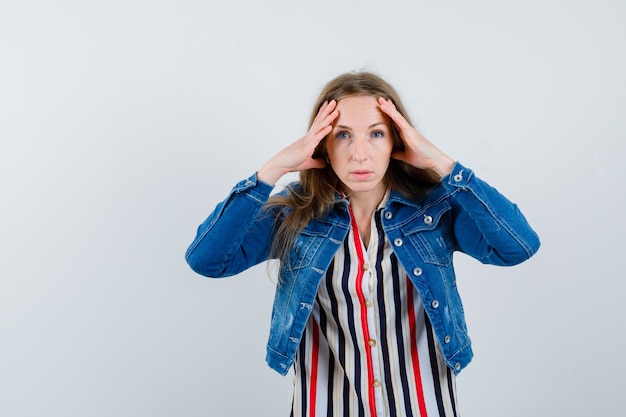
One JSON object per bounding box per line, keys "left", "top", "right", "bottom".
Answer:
{"left": 346, "top": 185, "right": 387, "bottom": 246}
{"left": 348, "top": 194, "right": 381, "bottom": 221}
{"left": 345, "top": 182, "right": 387, "bottom": 217}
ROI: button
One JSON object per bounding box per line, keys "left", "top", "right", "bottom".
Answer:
{"left": 431, "top": 300, "right": 439, "bottom": 308}
{"left": 362, "top": 264, "right": 370, "bottom": 271}
{"left": 394, "top": 238, "right": 403, "bottom": 247}
{"left": 454, "top": 363, "right": 461, "bottom": 371}
{"left": 453, "top": 171, "right": 463, "bottom": 182}
{"left": 444, "top": 335, "right": 451, "bottom": 344}
{"left": 424, "top": 215, "right": 433, "bottom": 225}
{"left": 373, "top": 380, "right": 382, "bottom": 387}
{"left": 384, "top": 211, "right": 393, "bottom": 220}
{"left": 365, "top": 299, "right": 373, "bottom": 307}
{"left": 412, "top": 267, "right": 423, "bottom": 277}
{"left": 368, "top": 339, "right": 377, "bottom": 347}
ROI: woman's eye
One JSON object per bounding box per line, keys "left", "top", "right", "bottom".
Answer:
{"left": 336, "top": 131, "right": 350, "bottom": 140}
{"left": 371, "top": 130, "right": 384, "bottom": 139}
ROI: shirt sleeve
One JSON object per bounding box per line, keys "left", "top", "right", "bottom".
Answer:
{"left": 440, "top": 162, "right": 541, "bottom": 266}
{"left": 185, "top": 173, "right": 278, "bottom": 277}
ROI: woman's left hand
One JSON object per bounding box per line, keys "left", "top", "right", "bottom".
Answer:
{"left": 378, "top": 97, "right": 455, "bottom": 178}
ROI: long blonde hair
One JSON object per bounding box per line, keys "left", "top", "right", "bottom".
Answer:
{"left": 265, "top": 71, "right": 440, "bottom": 274}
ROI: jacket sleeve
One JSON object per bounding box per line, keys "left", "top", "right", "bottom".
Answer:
{"left": 441, "top": 162, "right": 541, "bottom": 266}
{"left": 185, "top": 173, "right": 278, "bottom": 277}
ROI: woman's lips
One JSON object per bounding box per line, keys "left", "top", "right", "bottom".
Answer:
{"left": 350, "top": 170, "right": 373, "bottom": 180}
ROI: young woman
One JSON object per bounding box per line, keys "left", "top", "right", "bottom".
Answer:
{"left": 185, "top": 71, "right": 540, "bottom": 416}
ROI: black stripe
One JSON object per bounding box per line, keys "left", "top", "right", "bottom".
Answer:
{"left": 374, "top": 212, "right": 398, "bottom": 417}
{"left": 298, "top": 330, "right": 308, "bottom": 416}
{"left": 324, "top": 260, "right": 351, "bottom": 417}
{"left": 447, "top": 366, "right": 458, "bottom": 417}
{"left": 390, "top": 252, "right": 414, "bottom": 417}
{"left": 425, "top": 314, "right": 446, "bottom": 416}
{"left": 315, "top": 293, "right": 335, "bottom": 416}
{"left": 341, "top": 236, "right": 366, "bottom": 417}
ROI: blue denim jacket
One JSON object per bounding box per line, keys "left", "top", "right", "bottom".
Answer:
{"left": 185, "top": 162, "right": 540, "bottom": 376}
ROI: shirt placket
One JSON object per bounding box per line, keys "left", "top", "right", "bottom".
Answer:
{"left": 361, "top": 218, "right": 386, "bottom": 417}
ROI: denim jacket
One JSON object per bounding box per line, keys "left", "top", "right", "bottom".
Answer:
{"left": 185, "top": 162, "right": 540, "bottom": 376}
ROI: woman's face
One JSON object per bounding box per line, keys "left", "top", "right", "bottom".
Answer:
{"left": 326, "top": 95, "right": 394, "bottom": 198}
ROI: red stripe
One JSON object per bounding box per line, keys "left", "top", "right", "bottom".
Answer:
{"left": 309, "top": 319, "right": 319, "bottom": 417}
{"left": 348, "top": 208, "right": 377, "bottom": 417}
{"left": 407, "top": 277, "right": 428, "bottom": 417}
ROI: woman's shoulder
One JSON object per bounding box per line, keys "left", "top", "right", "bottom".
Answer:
{"left": 388, "top": 181, "right": 448, "bottom": 207}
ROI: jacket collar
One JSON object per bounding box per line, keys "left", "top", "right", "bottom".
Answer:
{"left": 386, "top": 183, "right": 448, "bottom": 210}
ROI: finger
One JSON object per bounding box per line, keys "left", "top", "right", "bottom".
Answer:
{"left": 378, "top": 97, "right": 410, "bottom": 130}
{"left": 307, "top": 158, "right": 326, "bottom": 170}
{"left": 314, "top": 124, "right": 333, "bottom": 140}
{"left": 379, "top": 98, "right": 426, "bottom": 152}
{"left": 391, "top": 149, "right": 409, "bottom": 163}
{"left": 310, "top": 110, "right": 337, "bottom": 140}
{"left": 317, "top": 105, "right": 338, "bottom": 130}
{"left": 294, "top": 155, "right": 327, "bottom": 173}
{"left": 378, "top": 98, "right": 411, "bottom": 130}
{"left": 320, "top": 108, "right": 339, "bottom": 129}
{"left": 302, "top": 124, "right": 332, "bottom": 154}
{"left": 313, "top": 100, "right": 337, "bottom": 124}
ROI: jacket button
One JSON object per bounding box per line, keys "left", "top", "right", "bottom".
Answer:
{"left": 394, "top": 238, "right": 403, "bottom": 247}
{"left": 454, "top": 172, "right": 463, "bottom": 182}
{"left": 431, "top": 300, "right": 439, "bottom": 308}
{"left": 444, "top": 335, "right": 451, "bottom": 344}
{"left": 412, "top": 267, "right": 423, "bottom": 276}
{"left": 455, "top": 363, "right": 461, "bottom": 371}
{"left": 384, "top": 211, "right": 393, "bottom": 220}
{"left": 424, "top": 215, "right": 433, "bottom": 225}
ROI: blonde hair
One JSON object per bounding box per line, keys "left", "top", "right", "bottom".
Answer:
{"left": 265, "top": 71, "right": 440, "bottom": 275}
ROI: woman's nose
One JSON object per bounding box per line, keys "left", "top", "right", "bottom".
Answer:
{"left": 351, "top": 137, "right": 368, "bottom": 161}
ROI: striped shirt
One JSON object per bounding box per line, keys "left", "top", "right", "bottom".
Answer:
{"left": 290, "top": 205, "right": 459, "bottom": 417}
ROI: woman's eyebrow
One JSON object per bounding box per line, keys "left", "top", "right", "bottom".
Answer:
{"left": 333, "top": 122, "right": 387, "bottom": 130}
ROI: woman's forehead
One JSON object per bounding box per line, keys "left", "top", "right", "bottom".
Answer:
{"left": 334, "top": 96, "right": 387, "bottom": 126}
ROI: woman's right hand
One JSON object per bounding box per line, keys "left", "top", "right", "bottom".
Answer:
{"left": 257, "top": 100, "right": 338, "bottom": 185}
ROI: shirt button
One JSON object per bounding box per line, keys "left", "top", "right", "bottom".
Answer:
{"left": 393, "top": 238, "right": 403, "bottom": 247}
{"left": 365, "top": 299, "right": 373, "bottom": 307}
{"left": 444, "top": 335, "right": 451, "bottom": 344}
{"left": 424, "top": 215, "right": 433, "bottom": 225}
{"left": 384, "top": 211, "right": 393, "bottom": 220}
{"left": 431, "top": 300, "right": 439, "bottom": 308}
{"left": 362, "top": 264, "right": 370, "bottom": 271}
{"left": 412, "top": 267, "right": 423, "bottom": 277}
{"left": 368, "top": 339, "right": 377, "bottom": 347}
{"left": 373, "top": 380, "right": 382, "bottom": 388}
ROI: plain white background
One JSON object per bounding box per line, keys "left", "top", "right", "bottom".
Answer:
{"left": 1, "top": 1, "right": 624, "bottom": 415}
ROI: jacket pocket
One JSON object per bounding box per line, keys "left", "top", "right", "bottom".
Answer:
{"left": 404, "top": 200, "right": 453, "bottom": 267}
{"left": 283, "top": 226, "right": 328, "bottom": 271}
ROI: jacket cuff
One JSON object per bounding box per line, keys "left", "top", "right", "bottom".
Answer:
{"left": 231, "top": 172, "right": 275, "bottom": 202}
{"left": 441, "top": 162, "right": 475, "bottom": 191}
